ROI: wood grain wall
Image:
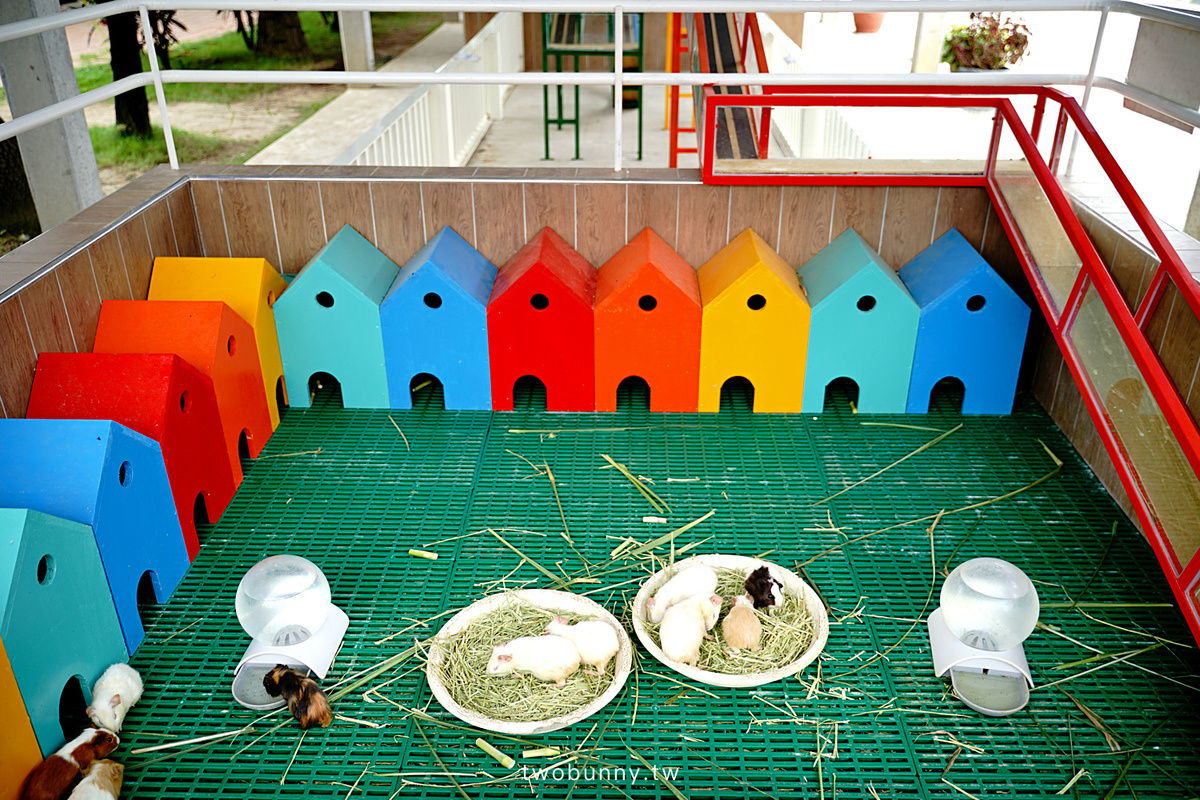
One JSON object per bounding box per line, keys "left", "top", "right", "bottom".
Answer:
{"left": 5, "top": 166, "right": 1198, "bottom": 543}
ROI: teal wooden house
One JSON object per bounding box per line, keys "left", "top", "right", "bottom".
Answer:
{"left": 380, "top": 228, "right": 498, "bottom": 410}
{"left": 798, "top": 229, "right": 920, "bottom": 413}
{"left": 0, "top": 509, "right": 127, "bottom": 756}
{"left": 899, "top": 229, "right": 1031, "bottom": 414}
{"left": 274, "top": 225, "right": 400, "bottom": 409}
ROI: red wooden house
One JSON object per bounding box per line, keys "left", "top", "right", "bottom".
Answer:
{"left": 487, "top": 227, "right": 597, "bottom": 411}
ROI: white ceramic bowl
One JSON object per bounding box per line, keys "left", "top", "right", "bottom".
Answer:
{"left": 632, "top": 554, "right": 829, "bottom": 688}
{"left": 426, "top": 589, "right": 633, "bottom": 734}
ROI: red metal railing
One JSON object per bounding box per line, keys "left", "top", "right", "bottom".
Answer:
{"left": 696, "top": 82, "right": 1200, "bottom": 643}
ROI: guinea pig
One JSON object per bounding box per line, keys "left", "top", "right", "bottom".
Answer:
{"left": 21, "top": 728, "right": 119, "bottom": 800}
{"left": 486, "top": 635, "right": 581, "bottom": 687}
{"left": 658, "top": 593, "right": 723, "bottom": 667}
{"left": 66, "top": 760, "right": 124, "bottom": 800}
{"left": 263, "top": 665, "right": 333, "bottom": 730}
{"left": 86, "top": 663, "right": 143, "bottom": 733}
{"left": 721, "top": 594, "right": 762, "bottom": 652}
{"left": 744, "top": 564, "right": 785, "bottom": 611}
{"left": 544, "top": 615, "right": 620, "bottom": 675}
{"left": 647, "top": 564, "right": 718, "bottom": 624}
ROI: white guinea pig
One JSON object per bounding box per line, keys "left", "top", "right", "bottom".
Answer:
{"left": 647, "top": 564, "right": 718, "bottom": 624}
{"left": 544, "top": 615, "right": 621, "bottom": 675}
{"left": 659, "top": 593, "right": 723, "bottom": 666}
{"left": 486, "top": 635, "right": 582, "bottom": 687}
{"left": 86, "top": 663, "right": 143, "bottom": 733}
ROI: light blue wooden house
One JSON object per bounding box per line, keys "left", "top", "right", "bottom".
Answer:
{"left": 274, "top": 225, "right": 399, "bottom": 409}
{"left": 380, "top": 228, "right": 498, "bottom": 410}
{"left": 0, "top": 509, "right": 128, "bottom": 756}
{"left": 899, "top": 228, "right": 1031, "bottom": 414}
{"left": 798, "top": 229, "right": 920, "bottom": 413}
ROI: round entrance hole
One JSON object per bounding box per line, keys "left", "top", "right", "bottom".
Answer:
{"left": 424, "top": 292, "right": 443, "bottom": 309}
{"left": 531, "top": 293, "right": 550, "bottom": 310}
{"left": 967, "top": 294, "right": 987, "bottom": 312}
{"left": 747, "top": 294, "right": 766, "bottom": 311}
{"left": 316, "top": 291, "right": 335, "bottom": 308}
{"left": 857, "top": 295, "right": 877, "bottom": 312}
{"left": 638, "top": 295, "right": 658, "bottom": 311}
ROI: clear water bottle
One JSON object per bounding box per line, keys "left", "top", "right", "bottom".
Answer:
{"left": 236, "top": 555, "right": 332, "bottom": 646}
{"left": 940, "top": 557, "right": 1038, "bottom": 651}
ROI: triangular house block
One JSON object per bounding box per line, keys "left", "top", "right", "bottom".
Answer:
{"left": 0, "top": 510, "right": 128, "bottom": 757}
{"left": 595, "top": 228, "right": 702, "bottom": 412}
{"left": 697, "top": 229, "right": 811, "bottom": 413}
{"left": 274, "top": 225, "right": 399, "bottom": 409}
{"left": 798, "top": 229, "right": 920, "bottom": 414}
{"left": 381, "top": 228, "right": 498, "bottom": 410}
{"left": 487, "top": 227, "right": 597, "bottom": 411}
{"left": 94, "top": 299, "right": 275, "bottom": 472}
{"left": 0, "top": 634, "right": 44, "bottom": 791}
{"left": 149, "top": 256, "right": 291, "bottom": 426}
{"left": 899, "top": 229, "right": 1031, "bottom": 414}
{"left": 0, "top": 420, "right": 186, "bottom": 653}
{"left": 26, "top": 353, "right": 236, "bottom": 560}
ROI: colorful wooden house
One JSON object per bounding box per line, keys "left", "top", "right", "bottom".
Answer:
{"left": 93, "top": 299, "right": 275, "bottom": 476}
{"left": 0, "top": 509, "right": 128, "bottom": 757}
{"left": 273, "top": 225, "right": 399, "bottom": 409}
{"left": 697, "top": 229, "right": 811, "bottom": 413}
{"left": 0, "top": 418, "right": 188, "bottom": 654}
{"left": 380, "top": 228, "right": 498, "bottom": 410}
{"left": 899, "top": 228, "right": 1032, "bottom": 414}
{"left": 594, "top": 228, "right": 702, "bottom": 412}
{"left": 487, "top": 227, "right": 597, "bottom": 411}
{"left": 148, "top": 256, "right": 291, "bottom": 426}
{"left": 26, "top": 353, "right": 236, "bottom": 559}
{"left": 798, "top": 229, "right": 921, "bottom": 414}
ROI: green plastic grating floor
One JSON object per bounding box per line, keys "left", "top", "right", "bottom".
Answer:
{"left": 119, "top": 382, "right": 1200, "bottom": 800}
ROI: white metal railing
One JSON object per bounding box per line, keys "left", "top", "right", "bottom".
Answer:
{"left": 0, "top": 1, "right": 1199, "bottom": 173}
{"left": 758, "top": 17, "right": 870, "bottom": 160}
{"left": 335, "top": 12, "right": 523, "bottom": 167}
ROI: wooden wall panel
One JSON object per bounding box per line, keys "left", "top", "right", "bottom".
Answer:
{"left": 471, "top": 182, "right": 526, "bottom": 267}
{"left": 55, "top": 251, "right": 103, "bottom": 353}
{"left": 778, "top": 185, "right": 835, "bottom": 269}
{"left": 576, "top": 183, "right": 627, "bottom": 267}
{"left": 422, "top": 182, "right": 476, "bottom": 245}
{"left": 830, "top": 185, "right": 887, "bottom": 250}
{"left": 627, "top": 183, "right": 679, "bottom": 252}
{"left": 676, "top": 183, "right": 729, "bottom": 268}
{"left": 728, "top": 185, "right": 782, "bottom": 250}
{"left": 116, "top": 217, "right": 154, "bottom": 300}
{"left": 191, "top": 180, "right": 229, "bottom": 258}
{"left": 372, "top": 181, "right": 426, "bottom": 268}
{"left": 1146, "top": 281, "right": 1200, "bottom": 424}
{"left": 88, "top": 230, "right": 134, "bottom": 302}
{"left": 523, "top": 183, "right": 576, "bottom": 246}
{"left": 0, "top": 297, "right": 35, "bottom": 417}
{"left": 21, "top": 273, "right": 76, "bottom": 355}
{"left": 168, "top": 184, "right": 202, "bottom": 257}
{"left": 270, "top": 181, "right": 327, "bottom": 274}
{"left": 321, "top": 181, "right": 376, "bottom": 245}
{"left": 979, "top": 205, "right": 1029, "bottom": 303}
{"left": 220, "top": 181, "right": 279, "bottom": 265}
{"left": 142, "top": 198, "right": 179, "bottom": 261}
{"left": 934, "top": 186, "right": 990, "bottom": 251}
{"left": 880, "top": 186, "right": 939, "bottom": 268}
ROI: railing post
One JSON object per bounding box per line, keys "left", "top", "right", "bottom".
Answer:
{"left": 614, "top": 4, "right": 624, "bottom": 172}
{"left": 138, "top": 4, "right": 176, "bottom": 170}
{"left": 1066, "top": 5, "right": 1109, "bottom": 177}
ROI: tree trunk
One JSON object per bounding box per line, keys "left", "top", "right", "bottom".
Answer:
{"left": 256, "top": 12, "right": 311, "bottom": 57}
{"left": 106, "top": 8, "right": 151, "bottom": 137}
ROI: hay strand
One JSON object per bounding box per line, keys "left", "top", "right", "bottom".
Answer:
{"left": 600, "top": 454, "right": 670, "bottom": 513}
{"left": 813, "top": 424, "right": 963, "bottom": 505}
{"left": 387, "top": 416, "right": 410, "bottom": 450}
{"left": 475, "top": 738, "right": 515, "bottom": 769}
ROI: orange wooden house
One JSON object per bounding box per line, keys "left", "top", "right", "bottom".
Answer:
{"left": 594, "top": 228, "right": 702, "bottom": 412}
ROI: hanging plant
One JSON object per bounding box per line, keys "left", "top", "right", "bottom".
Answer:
{"left": 941, "top": 12, "right": 1031, "bottom": 71}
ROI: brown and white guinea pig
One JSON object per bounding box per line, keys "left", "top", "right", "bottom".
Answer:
{"left": 21, "top": 728, "right": 119, "bottom": 800}
{"left": 744, "top": 564, "right": 785, "bottom": 611}
{"left": 66, "top": 759, "right": 124, "bottom": 800}
{"left": 263, "top": 665, "right": 333, "bottom": 730}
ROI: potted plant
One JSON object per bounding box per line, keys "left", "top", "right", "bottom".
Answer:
{"left": 941, "top": 12, "right": 1030, "bottom": 71}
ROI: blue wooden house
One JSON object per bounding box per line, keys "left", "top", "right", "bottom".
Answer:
{"left": 380, "top": 228, "right": 498, "bottom": 410}
{"left": 274, "top": 225, "right": 399, "bottom": 409}
{"left": 798, "top": 229, "right": 921, "bottom": 413}
{"left": 899, "top": 228, "right": 1032, "bottom": 414}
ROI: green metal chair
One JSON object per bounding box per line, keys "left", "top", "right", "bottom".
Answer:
{"left": 541, "top": 12, "right": 644, "bottom": 161}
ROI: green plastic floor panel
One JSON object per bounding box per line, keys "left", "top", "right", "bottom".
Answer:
{"left": 115, "top": 382, "right": 1200, "bottom": 799}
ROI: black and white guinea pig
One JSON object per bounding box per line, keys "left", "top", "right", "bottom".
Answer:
{"left": 744, "top": 564, "right": 785, "bottom": 610}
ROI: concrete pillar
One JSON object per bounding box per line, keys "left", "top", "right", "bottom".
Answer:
{"left": 1186, "top": 172, "right": 1200, "bottom": 241}
{"left": 337, "top": 11, "right": 375, "bottom": 73}
{"left": 0, "top": 0, "right": 103, "bottom": 228}
{"left": 911, "top": 13, "right": 946, "bottom": 74}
